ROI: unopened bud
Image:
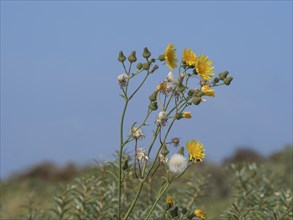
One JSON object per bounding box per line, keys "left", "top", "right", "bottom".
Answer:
{"left": 219, "top": 71, "right": 229, "bottom": 80}
{"left": 169, "top": 207, "right": 179, "bottom": 217}
{"left": 118, "top": 51, "right": 126, "bottom": 62}
{"left": 213, "top": 77, "right": 220, "bottom": 84}
{"left": 181, "top": 208, "right": 187, "bottom": 215}
{"left": 151, "top": 58, "right": 156, "bottom": 63}
{"left": 150, "top": 64, "right": 159, "bottom": 73}
{"left": 136, "top": 62, "right": 143, "bottom": 70}
{"left": 175, "top": 113, "right": 183, "bottom": 120}
{"left": 172, "top": 137, "right": 180, "bottom": 146}
{"left": 223, "top": 77, "right": 233, "bottom": 85}
{"left": 177, "top": 82, "right": 185, "bottom": 92}
{"left": 158, "top": 54, "right": 165, "bottom": 61}
{"left": 142, "top": 62, "right": 150, "bottom": 70}
{"left": 193, "top": 89, "right": 200, "bottom": 96}
{"left": 143, "top": 47, "right": 151, "bottom": 58}
{"left": 188, "top": 89, "right": 194, "bottom": 97}
{"left": 197, "top": 91, "right": 205, "bottom": 97}
{"left": 192, "top": 97, "right": 202, "bottom": 105}
{"left": 149, "top": 91, "right": 158, "bottom": 102}
{"left": 128, "top": 51, "right": 137, "bottom": 63}
{"left": 161, "top": 144, "right": 169, "bottom": 156}
{"left": 149, "top": 101, "right": 158, "bottom": 111}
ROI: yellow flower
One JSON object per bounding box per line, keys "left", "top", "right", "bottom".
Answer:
{"left": 165, "top": 44, "right": 178, "bottom": 70}
{"left": 183, "top": 111, "right": 192, "bottom": 119}
{"left": 201, "top": 85, "right": 215, "bottom": 97}
{"left": 194, "top": 209, "right": 205, "bottom": 219}
{"left": 195, "top": 55, "right": 214, "bottom": 81}
{"left": 186, "top": 140, "right": 205, "bottom": 163}
{"left": 182, "top": 48, "right": 197, "bottom": 67}
{"left": 166, "top": 196, "right": 174, "bottom": 205}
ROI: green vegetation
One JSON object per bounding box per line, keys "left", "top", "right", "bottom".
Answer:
{"left": 1, "top": 146, "right": 292, "bottom": 220}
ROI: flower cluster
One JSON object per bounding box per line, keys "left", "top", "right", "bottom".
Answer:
{"left": 115, "top": 44, "right": 233, "bottom": 219}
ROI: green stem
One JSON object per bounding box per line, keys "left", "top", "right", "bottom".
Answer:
{"left": 145, "top": 182, "right": 171, "bottom": 220}
{"left": 129, "top": 72, "right": 150, "bottom": 100}
{"left": 123, "top": 181, "right": 144, "bottom": 219}
{"left": 118, "top": 99, "right": 129, "bottom": 218}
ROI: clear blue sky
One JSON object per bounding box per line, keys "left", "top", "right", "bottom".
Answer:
{"left": 1, "top": 1, "right": 292, "bottom": 178}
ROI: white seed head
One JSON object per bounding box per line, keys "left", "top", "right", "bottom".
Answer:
{"left": 136, "top": 148, "right": 149, "bottom": 162}
{"left": 156, "top": 111, "right": 168, "bottom": 126}
{"left": 117, "top": 73, "right": 129, "bottom": 87}
{"left": 168, "top": 153, "right": 188, "bottom": 173}
{"left": 130, "top": 127, "right": 144, "bottom": 140}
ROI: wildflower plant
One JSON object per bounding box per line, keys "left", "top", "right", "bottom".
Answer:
{"left": 115, "top": 44, "right": 233, "bottom": 219}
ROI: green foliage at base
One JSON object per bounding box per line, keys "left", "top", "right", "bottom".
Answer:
{"left": 1, "top": 146, "right": 292, "bottom": 220}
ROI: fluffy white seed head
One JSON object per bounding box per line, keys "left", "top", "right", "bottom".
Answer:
{"left": 168, "top": 153, "right": 188, "bottom": 173}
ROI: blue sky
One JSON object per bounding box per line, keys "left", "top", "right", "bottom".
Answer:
{"left": 1, "top": 1, "right": 292, "bottom": 178}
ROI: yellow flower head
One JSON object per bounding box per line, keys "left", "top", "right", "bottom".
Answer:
{"left": 194, "top": 209, "right": 205, "bottom": 219}
{"left": 182, "top": 49, "right": 197, "bottom": 67}
{"left": 183, "top": 111, "right": 192, "bottom": 119}
{"left": 195, "top": 55, "right": 214, "bottom": 81}
{"left": 166, "top": 196, "right": 174, "bottom": 205}
{"left": 186, "top": 140, "right": 205, "bottom": 163}
{"left": 165, "top": 44, "right": 178, "bottom": 70}
{"left": 201, "top": 85, "right": 215, "bottom": 97}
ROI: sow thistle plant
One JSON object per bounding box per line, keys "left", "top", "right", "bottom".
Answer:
{"left": 115, "top": 44, "right": 233, "bottom": 219}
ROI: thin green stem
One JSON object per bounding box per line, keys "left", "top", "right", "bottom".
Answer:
{"left": 118, "top": 99, "right": 129, "bottom": 218}
{"left": 123, "top": 181, "right": 144, "bottom": 220}
{"left": 145, "top": 182, "right": 171, "bottom": 220}
{"left": 129, "top": 72, "right": 150, "bottom": 100}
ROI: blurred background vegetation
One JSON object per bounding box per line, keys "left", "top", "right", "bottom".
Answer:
{"left": 1, "top": 145, "right": 292, "bottom": 220}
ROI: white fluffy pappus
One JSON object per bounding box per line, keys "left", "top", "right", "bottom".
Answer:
{"left": 167, "top": 153, "right": 188, "bottom": 173}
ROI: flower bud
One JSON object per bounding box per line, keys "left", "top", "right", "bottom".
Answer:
{"left": 150, "top": 64, "right": 159, "bottom": 73}
{"left": 161, "top": 144, "right": 169, "bottom": 156}
{"left": 136, "top": 62, "right": 143, "bottom": 70}
{"left": 172, "top": 137, "right": 180, "bottom": 146}
{"left": 143, "top": 47, "right": 151, "bottom": 58}
{"left": 158, "top": 54, "right": 165, "bottom": 61}
{"left": 188, "top": 89, "right": 194, "bottom": 97}
{"left": 224, "top": 77, "right": 233, "bottom": 85}
{"left": 128, "top": 51, "right": 137, "bottom": 63}
{"left": 142, "top": 62, "right": 150, "bottom": 70}
{"left": 193, "top": 89, "right": 200, "bottom": 96}
{"left": 181, "top": 208, "right": 187, "bottom": 215}
{"left": 118, "top": 51, "right": 126, "bottom": 62}
{"left": 122, "top": 159, "right": 129, "bottom": 170}
{"left": 177, "top": 147, "right": 184, "bottom": 155}
{"left": 175, "top": 113, "right": 183, "bottom": 120}
{"left": 198, "top": 91, "right": 205, "bottom": 97}
{"left": 169, "top": 206, "right": 179, "bottom": 217}
{"left": 149, "top": 101, "right": 158, "bottom": 111}
{"left": 149, "top": 91, "right": 158, "bottom": 102}
{"left": 151, "top": 58, "right": 156, "bottom": 63}
{"left": 213, "top": 77, "right": 220, "bottom": 84}
{"left": 177, "top": 82, "right": 185, "bottom": 92}
{"left": 192, "top": 97, "right": 202, "bottom": 105}
{"left": 219, "top": 71, "right": 229, "bottom": 80}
